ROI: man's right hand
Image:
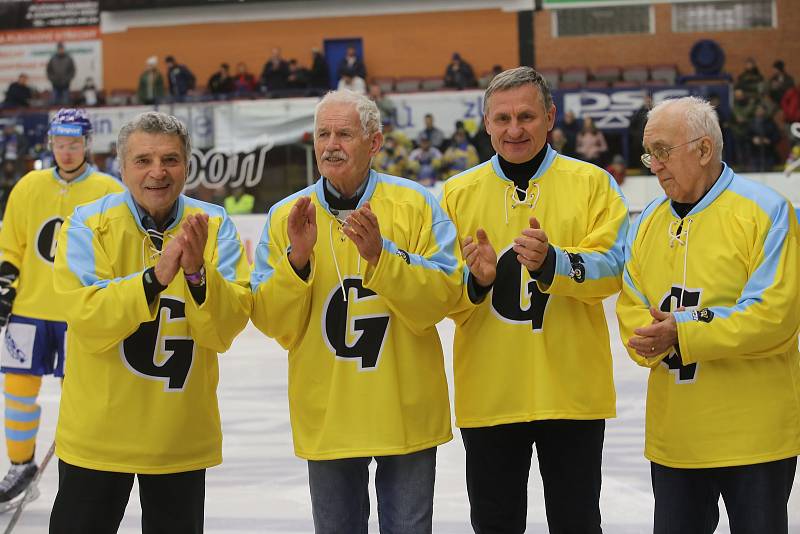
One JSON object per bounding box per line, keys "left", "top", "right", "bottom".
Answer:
{"left": 287, "top": 196, "right": 317, "bottom": 270}
{"left": 154, "top": 236, "right": 183, "bottom": 287}
{"left": 463, "top": 228, "right": 497, "bottom": 287}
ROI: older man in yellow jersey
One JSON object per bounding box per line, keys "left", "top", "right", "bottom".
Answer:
{"left": 617, "top": 96, "right": 800, "bottom": 534}
{"left": 49, "top": 111, "right": 251, "bottom": 533}
{"left": 251, "top": 90, "right": 462, "bottom": 533}
{"left": 441, "top": 67, "right": 629, "bottom": 533}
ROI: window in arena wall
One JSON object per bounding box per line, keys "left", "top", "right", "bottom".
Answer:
{"left": 672, "top": 0, "right": 775, "bottom": 32}
{"left": 553, "top": 5, "right": 653, "bottom": 37}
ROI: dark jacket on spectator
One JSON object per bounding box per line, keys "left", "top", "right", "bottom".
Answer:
{"left": 3, "top": 82, "right": 32, "bottom": 108}
{"left": 167, "top": 63, "right": 196, "bottom": 97}
{"left": 47, "top": 52, "right": 75, "bottom": 90}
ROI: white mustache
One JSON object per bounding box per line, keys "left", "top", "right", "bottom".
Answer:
{"left": 323, "top": 151, "right": 347, "bottom": 161}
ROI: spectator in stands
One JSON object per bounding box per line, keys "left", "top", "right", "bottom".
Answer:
{"left": 785, "top": 143, "right": 800, "bottom": 176}
{"left": 442, "top": 127, "right": 479, "bottom": 178}
{"left": 0, "top": 123, "right": 28, "bottom": 179}
{"left": 418, "top": 113, "right": 445, "bottom": 150}
{"left": 408, "top": 132, "right": 443, "bottom": 186}
{"left": 208, "top": 63, "right": 234, "bottom": 99}
{"left": 470, "top": 119, "right": 494, "bottom": 162}
{"left": 558, "top": 110, "right": 580, "bottom": 158}
{"left": 768, "top": 60, "right": 794, "bottom": 105}
{"left": 734, "top": 57, "right": 764, "bottom": 100}
{"left": 606, "top": 154, "right": 626, "bottom": 186}
{"left": 337, "top": 46, "right": 366, "bottom": 80}
{"left": 103, "top": 142, "right": 121, "bottom": 179}
{"left": 368, "top": 83, "right": 396, "bottom": 125}
{"left": 381, "top": 119, "right": 412, "bottom": 152}
{"left": 224, "top": 186, "right": 255, "bottom": 214}
{"left": 260, "top": 48, "right": 290, "bottom": 93}
{"left": 373, "top": 136, "right": 409, "bottom": 178}
{"left": 0, "top": 122, "right": 28, "bottom": 168}
{"left": 337, "top": 73, "right": 366, "bottom": 95}
{"left": 3, "top": 74, "right": 33, "bottom": 109}
{"left": 629, "top": 94, "right": 652, "bottom": 168}
{"left": 781, "top": 79, "right": 800, "bottom": 126}
{"left": 444, "top": 53, "right": 476, "bottom": 90}
{"left": 747, "top": 104, "right": 780, "bottom": 171}
{"left": 549, "top": 127, "right": 567, "bottom": 154}
{"left": 0, "top": 160, "right": 19, "bottom": 218}
{"left": 576, "top": 116, "right": 608, "bottom": 167}
{"left": 165, "top": 55, "right": 196, "bottom": 101}
{"left": 232, "top": 62, "right": 258, "bottom": 95}
{"left": 137, "top": 56, "right": 165, "bottom": 105}
{"left": 490, "top": 64, "right": 504, "bottom": 82}
{"left": 81, "top": 77, "right": 99, "bottom": 107}
{"left": 708, "top": 92, "right": 735, "bottom": 165}
{"left": 731, "top": 88, "right": 755, "bottom": 169}
{"left": 286, "top": 60, "right": 310, "bottom": 91}
{"left": 46, "top": 42, "right": 75, "bottom": 106}
{"left": 309, "top": 48, "right": 329, "bottom": 90}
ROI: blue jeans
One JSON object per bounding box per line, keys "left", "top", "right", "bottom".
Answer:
{"left": 651, "top": 456, "right": 797, "bottom": 534}
{"left": 51, "top": 86, "right": 70, "bottom": 106}
{"left": 307, "top": 446, "right": 436, "bottom": 534}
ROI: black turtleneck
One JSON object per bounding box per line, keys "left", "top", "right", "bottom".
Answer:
{"left": 467, "top": 145, "right": 556, "bottom": 303}
{"left": 498, "top": 145, "right": 548, "bottom": 198}
{"left": 324, "top": 177, "right": 366, "bottom": 211}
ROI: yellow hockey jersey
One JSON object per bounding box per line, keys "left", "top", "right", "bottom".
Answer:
{"left": 53, "top": 191, "right": 252, "bottom": 474}
{"left": 251, "top": 171, "right": 462, "bottom": 460}
{"left": 441, "top": 146, "right": 629, "bottom": 428}
{"left": 616, "top": 164, "right": 800, "bottom": 469}
{"left": 0, "top": 166, "right": 124, "bottom": 321}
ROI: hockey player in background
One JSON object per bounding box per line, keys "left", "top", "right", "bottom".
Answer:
{"left": 48, "top": 112, "right": 251, "bottom": 532}
{"left": 251, "top": 90, "right": 462, "bottom": 533}
{"left": 617, "top": 96, "right": 800, "bottom": 534}
{"left": 0, "top": 109, "right": 123, "bottom": 509}
{"left": 440, "top": 67, "right": 629, "bottom": 533}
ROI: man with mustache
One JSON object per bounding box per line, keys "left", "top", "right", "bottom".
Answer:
{"left": 251, "top": 89, "right": 462, "bottom": 533}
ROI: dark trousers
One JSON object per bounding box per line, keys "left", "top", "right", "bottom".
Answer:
{"left": 461, "top": 419, "right": 605, "bottom": 534}
{"left": 651, "top": 456, "right": 797, "bottom": 534}
{"left": 49, "top": 460, "right": 205, "bottom": 534}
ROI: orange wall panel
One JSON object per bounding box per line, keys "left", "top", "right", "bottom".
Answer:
{"left": 102, "top": 9, "right": 518, "bottom": 92}
{"left": 533, "top": 0, "right": 800, "bottom": 88}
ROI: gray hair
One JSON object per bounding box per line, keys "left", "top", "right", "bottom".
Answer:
{"left": 648, "top": 96, "right": 723, "bottom": 161}
{"left": 117, "top": 111, "right": 191, "bottom": 164}
{"left": 314, "top": 90, "right": 381, "bottom": 137}
{"left": 484, "top": 66, "right": 553, "bottom": 115}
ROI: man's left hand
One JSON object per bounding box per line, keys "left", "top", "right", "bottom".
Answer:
{"left": 179, "top": 213, "right": 209, "bottom": 275}
{"left": 343, "top": 202, "right": 382, "bottom": 266}
{"left": 628, "top": 307, "right": 679, "bottom": 358}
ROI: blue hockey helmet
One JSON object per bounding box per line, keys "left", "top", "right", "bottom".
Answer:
{"left": 48, "top": 108, "right": 93, "bottom": 138}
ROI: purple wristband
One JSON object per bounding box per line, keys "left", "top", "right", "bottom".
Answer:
{"left": 184, "top": 266, "right": 205, "bottom": 286}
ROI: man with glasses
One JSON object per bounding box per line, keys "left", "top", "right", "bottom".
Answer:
{"left": 617, "top": 96, "right": 800, "bottom": 534}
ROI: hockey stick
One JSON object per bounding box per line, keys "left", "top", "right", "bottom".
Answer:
{"left": 3, "top": 440, "right": 56, "bottom": 534}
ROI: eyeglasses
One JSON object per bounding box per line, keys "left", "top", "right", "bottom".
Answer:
{"left": 641, "top": 136, "right": 704, "bottom": 168}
